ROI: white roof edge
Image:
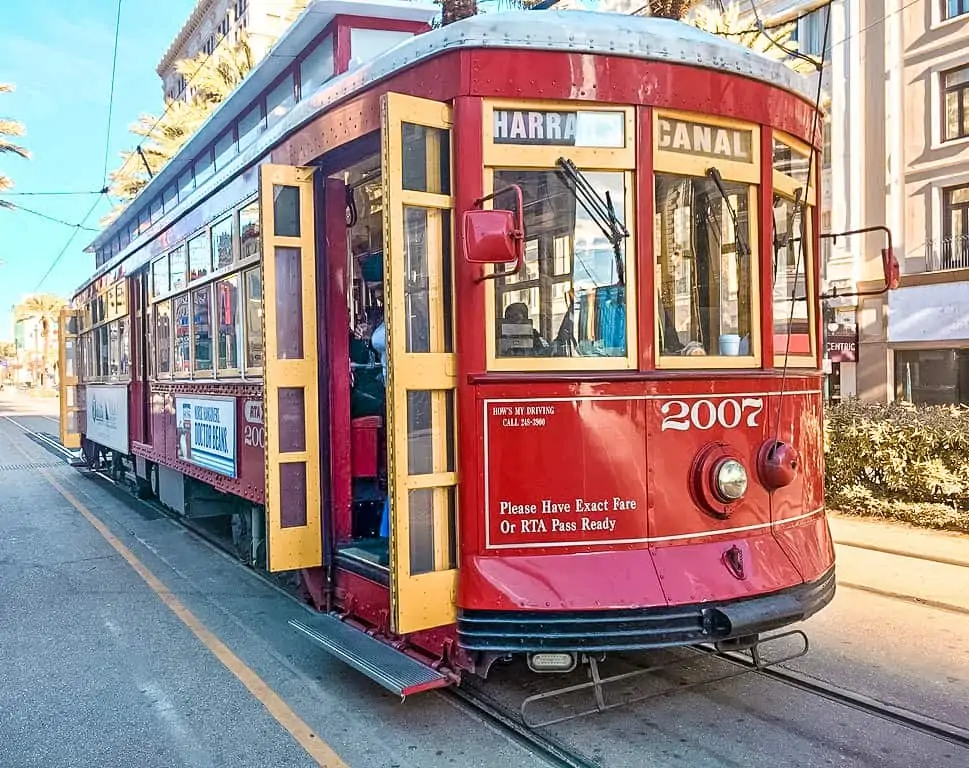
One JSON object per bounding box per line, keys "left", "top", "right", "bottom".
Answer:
{"left": 85, "top": 10, "right": 816, "bottom": 276}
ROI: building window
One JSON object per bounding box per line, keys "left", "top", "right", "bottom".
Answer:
{"left": 794, "top": 6, "right": 831, "bottom": 58}
{"left": 943, "top": 65, "right": 969, "bottom": 142}
{"left": 896, "top": 348, "right": 969, "bottom": 404}
{"left": 945, "top": 0, "right": 969, "bottom": 21}
{"left": 943, "top": 184, "right": 969, "bottom": 269}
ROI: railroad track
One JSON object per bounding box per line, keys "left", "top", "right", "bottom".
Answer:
{"left": 1, "top": 415, "right": 597, "bottom": 768}
{"left": 7, "top": 414, "right": 968, "bottom": 761}
{"left": 694, "top": 646, "right": 969, "bottom": 751}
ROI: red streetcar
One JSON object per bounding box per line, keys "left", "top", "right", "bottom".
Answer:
{"left": 61, "top": 4, "right": 898, "bottom": 702}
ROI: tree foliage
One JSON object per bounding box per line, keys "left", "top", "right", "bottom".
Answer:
{"left": 103, "top": 33, "right": 258, "bottom": 225}
{"left": 0, "top": 83, "right": 30, "bottom": 207}
{"left": 825, "top": 400, "right": 969, "bottom": 533}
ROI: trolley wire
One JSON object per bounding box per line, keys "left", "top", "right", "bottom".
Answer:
{"left": 1, "top": 201, "right": 100, "bottom": 232}
{"left": 101, "top": 0, "right": 124, "bottom": 187}
{"left": 0, "top": 189, "right": 106, "bottom": 197}
{"left": 112, "top": 6, "right": 252, "bottom": 185}
{"left": 34, "top": 193, "right": 106, "bottom": 291}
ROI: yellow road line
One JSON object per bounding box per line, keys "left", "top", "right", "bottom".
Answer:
{"left": 6, "top": 434, "right": 348, "bottom": 768}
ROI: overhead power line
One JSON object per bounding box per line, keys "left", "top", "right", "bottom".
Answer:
{"left": 102, "top": 0, "right": 124, "bottom": 186}
{"left": 1, "top": 201, "right": 100, "bottom": 232}
{"left": 0, "top": 188, "right": 107, "bottom": 197}
{"left": 34, "top": 194, "right": 106, "bottom": 291}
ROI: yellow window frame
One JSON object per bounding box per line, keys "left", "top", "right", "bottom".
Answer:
{"left": 654, "top": 109, "right": 761, "bottom": 184}
{"left": 773, "top": 193, "right": 817, "bottom": 368}
{"left": 482, "top": 99, "right": 638, "bottom": 372}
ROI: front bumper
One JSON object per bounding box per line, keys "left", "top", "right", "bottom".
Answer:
{"left": 457, "top": 566, "right": 836, "bottom": 653}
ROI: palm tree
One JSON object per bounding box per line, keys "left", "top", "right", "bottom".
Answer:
{"left": 441, "top": 0, "right": 478, "bottom": 24}
{"left": 15, "top": 294, "right": 67, "bottom": 387}
{"left": 106, "top": 34, "right": 257, "bottom": 211}
{"left": 0, "top": 83, "right": 30, "bottom": 208}
{"left": 688, "top": 2, "right": 818, "bottom": 74}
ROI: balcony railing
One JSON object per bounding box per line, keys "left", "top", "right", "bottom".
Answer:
{"left": 925, "top": 235, "right": 969, "bottom": 272}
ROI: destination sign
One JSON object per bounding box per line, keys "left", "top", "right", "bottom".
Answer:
{"left": 656, "top": 116, "right": 754, "bottom": 163}
{"left": 493, "top": 109, "right": 625, "bottom": 147}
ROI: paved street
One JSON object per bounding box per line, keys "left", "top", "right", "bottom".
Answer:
{"left": 0, "top": 391, "right": 549, "bottom": 768}
{"left": 2, "top": 389, "right": 968, "bottom": 767}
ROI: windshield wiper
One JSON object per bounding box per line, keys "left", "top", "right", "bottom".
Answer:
{"left": 705, "top": 167, "right": 751, "bottom": 262}
{"left": 556, "top": 157, "right": 629, "bottom": 285}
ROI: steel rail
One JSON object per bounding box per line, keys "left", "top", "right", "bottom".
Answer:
{"left": 695, "top": 645, "right": 969, "bottom": 751}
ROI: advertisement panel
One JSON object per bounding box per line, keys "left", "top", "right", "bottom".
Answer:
{"left": 484, "top": 397, "right": 649, "bottom": 549}
{"left": 85, "top": 385, "right": 129, "bottom": 453}
{"left": 175, "top": 395, "right": 237, "bottom": 478}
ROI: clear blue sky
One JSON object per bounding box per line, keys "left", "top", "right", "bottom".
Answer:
{"left": 0, "top": 0, "right": 196, "bottom": 337}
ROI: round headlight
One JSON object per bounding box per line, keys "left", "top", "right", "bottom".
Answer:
{"left": 714, "top": 459, "right": 748, "bottom": 502}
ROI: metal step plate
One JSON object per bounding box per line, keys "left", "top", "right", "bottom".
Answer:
{"left": 289, "top": 615, "right": 450, "bottom": 698}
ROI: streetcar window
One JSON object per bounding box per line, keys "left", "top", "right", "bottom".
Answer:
{"left": 193, "top": 286, "right": 214, "bottom": 373}
{"left": 266, "top": 74, "right": 295, "bottom": 130}
{"left": 238, "top": 105, "right": 263, "bottom": 152}
{"left": 152, "top": 257, "right": 170, "bottom": 297}
{"left": 772, "top": 193, "right": 812, "bottom": 361}
{"left": 156, "top": 301, "right": 172, "bottom": 376}
{"left": 299, "top": 35, "right": 334, "bottom": 98}
{"left": 402, "top": 123, "right": 450, "bottom": 195}
{"left": 211, "top": 215, "right": 234, "bottom": 270}
{"left": 108, "top": 321, "right": 120, "bottom": 378}
{"left": 170, "top": 244, "right": 188, "bottom": 291}
{"left": 492, "top": 169, "right": 628, "bottom": 360}
{"left": 194, "top": 149, "right": 214, "bottom": 188}
{"left": 98, "top": 325, "right": 109, "bottom": 379}
{"left": 173, "top": 293, "right": 191, "bottom": 374}
{"left": 244, "top": 267, "right": 264, "bottom": 369}
{"left": 217, "top": 275, "right": 243, "bottom": 371}
{"left": 349, "top": 28, "right": 414, "bottom": 69}
{"left": 188, "top": 232, "right": 212, "bottom": 281}
{"left": 162, "top": 184, "right": 177, "bottom": 214}
{"left": 214, "top": 129, "right": 235, "bottom": 172}
{"left": 119, "top": 318, "right": 130, "bottom": 378}
{"left": 654, "top": 173, "right": 755, "bottom": 360}
{"left": 239, "top": 201, "right": 260, "bottom": 261}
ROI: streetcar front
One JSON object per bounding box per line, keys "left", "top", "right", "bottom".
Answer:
{"left": 453, "top": 97, "right": 838, "bottom": 671}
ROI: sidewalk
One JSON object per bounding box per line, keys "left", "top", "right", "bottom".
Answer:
{"left": 828, "top": 513, "right": 969, "bottom": 612}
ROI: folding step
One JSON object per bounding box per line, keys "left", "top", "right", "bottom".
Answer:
{"left": 289, "top": 614, "right": 451, "bottom": 698}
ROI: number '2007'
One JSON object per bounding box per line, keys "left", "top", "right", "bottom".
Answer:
{"left": 660, "top": 397, "right": 764, "bottom": 432}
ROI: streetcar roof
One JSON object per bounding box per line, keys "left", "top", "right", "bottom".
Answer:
{"left": 82, "top": 7, "right": 816, "bottom": 293}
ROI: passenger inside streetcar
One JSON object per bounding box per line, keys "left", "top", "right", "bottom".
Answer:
{"left": 343, "top": 167, "right": 392, "bottom": 567}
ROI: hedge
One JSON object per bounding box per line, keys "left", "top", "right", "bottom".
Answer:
{"left": 824, "top": 399, "right": 969, "bottom": 534}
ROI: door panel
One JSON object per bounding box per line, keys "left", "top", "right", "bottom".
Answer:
{"left": 382, "top": 93, "right": 459, "bottom": 635}
{"left": 58, "top": 308, "right": 82, "bottom": 449}
{"left": 261, "top": 164, "right": 324, "bottom": 572}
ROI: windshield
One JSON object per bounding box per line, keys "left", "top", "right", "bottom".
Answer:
{"left": 492, "top": 168, "right": 628, "bottom": 359}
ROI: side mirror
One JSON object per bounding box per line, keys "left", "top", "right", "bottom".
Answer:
{"left": 463, "top": 185, "right": 525, "bottom": 282}
{"left": 882, "top": 246, "right": 900, "bottom": 290}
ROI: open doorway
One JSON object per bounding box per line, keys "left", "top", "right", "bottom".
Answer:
{"left": 334, "top": 153, "right": 391, "bottom": 568}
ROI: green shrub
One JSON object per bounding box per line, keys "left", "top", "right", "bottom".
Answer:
{"left": 824, "top": 399, "right": 969, "bottom": 533}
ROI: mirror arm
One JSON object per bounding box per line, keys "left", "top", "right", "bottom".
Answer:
{"left": 819, "top": 225, "right": 898, "bottom": 298}
{"left": 471, "top": 185, "right": 525, "bottom": 284}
